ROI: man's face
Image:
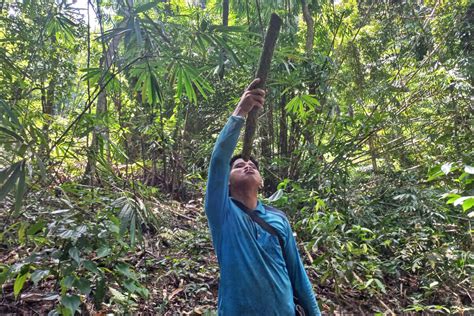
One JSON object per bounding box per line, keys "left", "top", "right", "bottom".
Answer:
{"left": 229, "top": 158, "right": 262, "bottom": 191}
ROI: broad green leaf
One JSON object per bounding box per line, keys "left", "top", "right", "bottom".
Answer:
{"left": 123, "top": 279, "right": 138, "bottom": 293}
{"left": 453, "top": 196, "right": 474, "bottom": 210}
{"left": 68, "top": 247, "right": 81, "bottom": 264}
{"left": 61, "top": 275, "right": 75, "bottom": 290}
{"left": 30, "top": 269, "right": 49, "bottom": 285}
{"left": 285, "top": 95, "right": 302, "bottom": 114}
{"left": 83, "top": 260, "right": 101, "bottom": 275}
{"left": 374, "top": 279, "right": 386, "bottom": 293}
{"left": 427, "top": 165, "right": 444, "bottom": 181}
{"left": 74, "top": 277, "right": 91, "bottom": 295}
{"left": 14, "top": 272, "right": 30, "bottom": 298}
{"left": 94, "top": 277, "right": 106, "bottom": 307}
{"left": 107, "top": 220, "right": 120, "bottom": 234}
{"left": 0, "top": 264, "right": 9, "bottom": 285}
{"left": 135, "top": 283, "right": 149, "bottom": 298}
{"left": 61, "top": 294, "right": 81, "bottom": 315}
{"left": 109, "top": 287, "right": 127, "bottom": 302}
{"left": 182, "top": 69, "right": 196, "bottom": 104}
{"left": 300, "top": 94, "right": 320, "bottom": 109}
{"left": 27, "top": 220, "right": 46, "bottom": 235}
{"left": 441, "top": 162, "right": 452, "bottom": 175}
{"left": 445, "top": 194, "right": 461, "bottom": 204}
{"left": 454, "top": 196, "right": 474, "bottom": 211}
{"left": 18, "top": 222, "right": 27, "bottom": 245}
{"left": 96, "top": 245, "right": 111, "bottom": 258}
{"left": 268, "top": 189, "right": 284, "bottom": 202}
{"left": 364, "top": 278, "right": 374, "bottom": 288}
{"left": 464, "top": 165, "right": 474, "bottom": 174}
{"left": 115, "top": 262, "right": 136, "bottom": 279}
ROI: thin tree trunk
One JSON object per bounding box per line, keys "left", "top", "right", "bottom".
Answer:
{"left": 83, "top": 4, "right": 128, "bottom": 182}
{"left": 301, "top": 0, "right": 317, "bottom": 147}
{"left": 222, "top": 0, "right": 229, "bottom": 28}
{"left": 255, "top": 0, "right": 264, "bottom": 36}
{"left": 279, "top": 93, "right": 290, "bottom": 179}
{"left": 219, "top": 0, "right": 229, "bottom": 79}
{"left": 245, "top": 0, "right": 250, "bottom": 26}
{"left": 368, "top": 136, "right": 378, "bottom": 173}
{"left": 301, "top": 0, "right": 314, "bottom": 54}
{"left": 279, "top": 94, "right": 288, "bottom": 159}
{"left": 41, "top": 34, "right": 57, "bottom": 161}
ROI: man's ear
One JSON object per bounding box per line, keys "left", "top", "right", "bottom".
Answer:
{"left": 259, "top": 179, "right": 264, "bottom": 189}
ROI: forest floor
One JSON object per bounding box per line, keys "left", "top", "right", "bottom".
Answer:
{"left": 0, "top": 196, "right": 402, "bottom": 315}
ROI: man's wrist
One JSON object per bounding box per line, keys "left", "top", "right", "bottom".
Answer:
{"left": 232, "top": 107, "right": 247, "bottom": 118}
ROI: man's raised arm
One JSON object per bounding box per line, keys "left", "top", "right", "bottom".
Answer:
{"left": 204, "top": 79, "right": 265, "bottom": 243}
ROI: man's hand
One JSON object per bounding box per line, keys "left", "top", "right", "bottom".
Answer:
{"left": 232, "top": 78, "right": 266, "bottom": 117}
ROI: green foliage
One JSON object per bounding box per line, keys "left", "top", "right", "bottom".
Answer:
{"left": 0, "top": 184, "right": 159, "bottom": 312}
{"left": 0, "top": 0, "right": 472, "bottom": 313}
{"left": 268, "top": 164, "right": 473, "bottom": 312}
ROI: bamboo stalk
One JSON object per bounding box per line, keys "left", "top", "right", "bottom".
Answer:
{"left": 242, "top": 13, "right": 282, "bottom": 160}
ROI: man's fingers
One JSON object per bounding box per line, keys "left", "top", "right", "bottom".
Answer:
{"left": 248, "top": 96, "right": 264, "bottom": 111}
{"left": 246, "top": 78, "right": 261, "bottom": 91}
{"left": 243, "top": 89, "right": 265, "bottom": 100}
{"left": 251, "top": 95, "right": 265, "bottom": 105}
{"left": 247, "top": 88, "right": 266, "bottom": 97}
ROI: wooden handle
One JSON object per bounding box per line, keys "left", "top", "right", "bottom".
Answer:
{"left": 242, "top": 13, "right": 282, "bottom": 160}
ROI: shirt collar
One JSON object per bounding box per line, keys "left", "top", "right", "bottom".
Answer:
{"left": 230, "top": 198, "right": 266, "bottom": 215}
{"left": 255, "top": 200, "right": 266, "bottom": 215}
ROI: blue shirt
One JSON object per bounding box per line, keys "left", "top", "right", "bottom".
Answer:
{"left": 205, "top": 116, "right": 321, "bottom": 315}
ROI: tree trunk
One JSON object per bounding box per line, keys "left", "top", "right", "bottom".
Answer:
{"left": 41, "top": 34, "right": 57, "bottom": 162}
{"left": 279, "top": 94, "right": 288, "bottom": 159}
{"left": 83, "top": 8, "right": 127, "bottom": 182}
{"left": 301, "top": 0, "right": 314, "bottom": 54}
{"left": 368, "top": 136, "right": 378, "bottom": 173}
{"left": 219, "top": 0, "right": 229, "bottom": 79}
{"left": 301, "top": 0, "right": 318, "bottom": 150}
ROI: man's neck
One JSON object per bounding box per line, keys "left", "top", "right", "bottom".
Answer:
{"left": 231, "top": 190, "right": 258, "bottom": 210}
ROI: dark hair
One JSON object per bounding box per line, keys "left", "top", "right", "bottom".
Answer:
{"left": 229, "top": 154, "right": 259, "bottom": 170}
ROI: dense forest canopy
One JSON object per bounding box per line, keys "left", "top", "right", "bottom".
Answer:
{"left": 0, "top": 0, "right": 472, "bottom": 314}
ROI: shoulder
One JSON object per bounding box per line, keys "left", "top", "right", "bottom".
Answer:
{"left": 263, "top": 204, "right": 294, "bottom": 243}
{"left": 263, "top": 204, "right": 288, "bottom": 220}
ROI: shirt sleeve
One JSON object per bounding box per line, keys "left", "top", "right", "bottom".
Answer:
{"left": 204, "top": 116, "right": 245, "bottom": 248}
{"left": 283, "top": 223, "right": 321, "bottom": 316}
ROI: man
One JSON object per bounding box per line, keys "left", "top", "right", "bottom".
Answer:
{"left": 205, "top": 79, "right": 321, "bottom": 315}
